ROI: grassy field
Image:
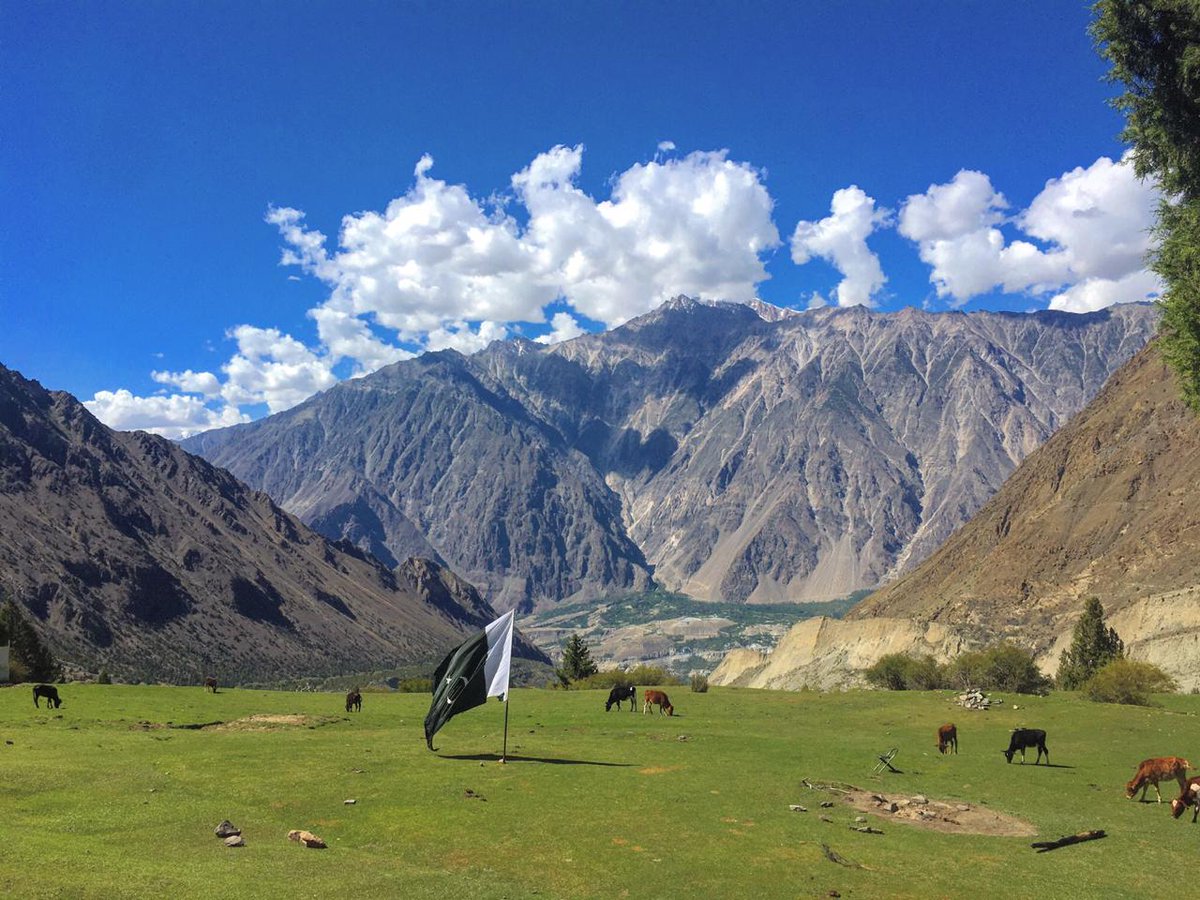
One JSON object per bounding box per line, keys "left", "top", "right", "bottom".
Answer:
{"left": 2, "top": 684, "right": 1198, "bottom": 899}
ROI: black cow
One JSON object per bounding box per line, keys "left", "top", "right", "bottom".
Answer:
{"left": 1003, "top": 728, "right": 1049, "bottom": 765}
{"left": 345, "top": 689, "right": 362, "bottom": 713}
{"left": 32, "top": 685, "right": 62, "bottom": 709}
{"left": 605, "top": 685, "right": 636, "bottom": 712}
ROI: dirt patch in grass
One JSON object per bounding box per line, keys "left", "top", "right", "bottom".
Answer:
{"left": 131, "top": 714, "right": 344, "bottom": 732}
{"left": 214, "top": 714, "right": 344, "bottom": 731}
{"left": 839, "top": 787, "right": 1036, "bottom": 837}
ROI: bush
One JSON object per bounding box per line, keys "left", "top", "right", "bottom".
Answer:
{"left": 690, "top": 674, "right": 709, "bottom": 693}
{"left": 573, "top": 665, "right": 682, "bottom": 691}
{"left": 1085, "top": 659, "right": 1177, "bottom": 706}
{"left": 97, "top": 670, "right": 112, "bottom": 685}
{"left": 864, "top": 654, "right": 946, "bottom": 690}
{"left": 946, "top": 643, "right": 1051, "bottom": 695}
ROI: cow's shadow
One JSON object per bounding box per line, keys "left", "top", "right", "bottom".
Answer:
{"left": 441, "top": 753, "right": 635, "bottom": 767}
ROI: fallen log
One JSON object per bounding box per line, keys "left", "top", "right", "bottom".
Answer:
{"left": 1031, "top": 830, "right": 1106, "bottom": 852}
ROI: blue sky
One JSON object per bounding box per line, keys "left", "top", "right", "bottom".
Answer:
{"left": 1, "top": 2, "right": 1159, "bottom": 436}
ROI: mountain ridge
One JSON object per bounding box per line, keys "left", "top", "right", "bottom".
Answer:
{"left": 184, "top": 299, "right": 1159, "bottom": 613}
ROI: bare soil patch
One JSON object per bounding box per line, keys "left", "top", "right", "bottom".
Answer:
{"left": 841, "top": 787, "right": 1036, "bottom": 837}
{"left": 214, "top": 714, "right": 343, "bottom": 731}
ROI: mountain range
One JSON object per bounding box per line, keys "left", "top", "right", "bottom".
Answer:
{"left": 185, "top": 297, "right": 1158, "bottom": 613}
{"left": 713, "top": 342, "right": 1200, "bottom": 690}
{"left": 0, "top": 364, "right": 548, "bottom": 682}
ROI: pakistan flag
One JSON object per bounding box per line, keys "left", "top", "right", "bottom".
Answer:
{"left": 424, "top": 610, "right": 514, "bottom": 751}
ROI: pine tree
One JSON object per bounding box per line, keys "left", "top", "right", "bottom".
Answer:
{"left": 1057, "top": 597, "right": 1125, "bottom": 690}
{"left": 559, "top": 633, "right": 598, "bottom": 682}
{"left": 0, "top": 595, "right": 60, "bottom": 683}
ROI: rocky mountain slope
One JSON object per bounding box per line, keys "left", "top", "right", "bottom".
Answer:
{"left": 717, "top": 343, "right": 1200, "bottom": 690}
{"left": 0, "top": 364, "right": 548, "bottom": 682}
{"left": 186, "top": 298, "right": 1157, "bottom": 612}
{"left": 848, "top": 342, "right": 1200, "bottom": 685}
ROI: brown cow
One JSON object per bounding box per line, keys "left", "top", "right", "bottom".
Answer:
{"left": 203, "top": 677, "right": 218, "bottom": 693}
{"left": 1171, "top": 776, "right": 1200, "bottom": 821}
{"left": 345, "top": 688, "right": 362, "bottom": 713}
{"left": 643, "top": 689, "right": 674, "bottom": 716}
{"left": 1127, "top": 756, "right": 1191, "bottom": 803}
{"left": 937, "top": 723, "right": 958, "bottom": 755}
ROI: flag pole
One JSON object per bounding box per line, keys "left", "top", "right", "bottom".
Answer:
{"left": 501, "top": 695, "right": 510, "bottom": 763}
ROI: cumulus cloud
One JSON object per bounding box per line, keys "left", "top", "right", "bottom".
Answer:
{"left": 791, "top": 186, "right": 890, "bottom": 307}
{"left": 534, "top": 311, "right": 587, "bottom": 344}
{"left": 899, "top": 154, "right": 1161, "bottom": 307}
{"left": 151, "top": 369, "right": 221, "bottom": 397}
{"left": 83, "top": 390, "right": 249, "bottom": 440}
{"left": 217, "top": 325, "right": 339, "bottom": 413}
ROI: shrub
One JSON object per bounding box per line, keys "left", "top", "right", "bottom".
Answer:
{"left": 864, "top": 654, "right": 946, "bottom": 690}
{"left": 97, "top": 670, "right": 112, "bottom": 685}
{"left": 572, "top": 665, "right": 682, "bottom": 691}
{"left": 946, "top": 643, "right": 1051, "bottom": 695}
{"left": 690, "top": 674, "right": 709, "bottom": 693}
{"left": 1085, "top": 659, "right": 1177, "bottom": 706}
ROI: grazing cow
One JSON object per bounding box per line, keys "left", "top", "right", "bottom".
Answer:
{"left": 32, "top": 684, "right": 61, "bottom": 709}
{"left": 203, "top": 677, "right": 218, "bottom": 693}
{"left": 605, "top": 685, "right": 636, "bottom": 712}
{"left": 937, "top": 723, "right": 958, "bottom": 755}
{"left": 1003, "top": 728, "right": 1049, "bottom": 765}
{"left": 1127, "top": 757, "right": 1192, "bottom": 803}
{"left": 345, "top": 689, "right": 362, "bottom": 713}
{"left": 643, "top": 689, "right": 674, "bottom": 716}
{"left": 1172, "top": 776, "right": 1200, "bottom": 822}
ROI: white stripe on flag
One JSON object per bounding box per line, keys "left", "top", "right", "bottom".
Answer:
{"left": 483, "top": 609, "right": 515, "bottom": 700}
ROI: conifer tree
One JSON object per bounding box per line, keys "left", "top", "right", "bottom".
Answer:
{"left": 559, "top": 633, "right": 598, "bottom": 681}
{"left": 0, "top": 594, "right": 60, "bottom": 683}
{"left": 1057, "top": 596, "right": 1124, "bottom": 689}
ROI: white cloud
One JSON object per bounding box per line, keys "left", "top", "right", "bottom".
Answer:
{"left": 424, "top": 320, "right": 509, "bottom": 354}
{"left": 657, "top": 140, "right": 676, "bottom": 152}
{"left": 899, "top": 155, "right": 1161, "bottom": 308}
{"left": 151, "top": 369, "right": 221, "bottom": 397}
{"left": 218, "top": 325, "right": 339, "bottom": 413}
{"left": 83, "top": 390, "right": 249, "bottom": 440}
{"left": 790, "top": 186, "right": 889, "bottom": 307}
{"left": 534, "top": 311, "right": 587, "bottom": 344}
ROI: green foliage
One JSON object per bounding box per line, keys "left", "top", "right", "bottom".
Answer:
{"left": 1057, "top": 597, "right": 1125, "bottom": 689}
{"left": 1084, "top": 658, "right": 1178, "bottom": 705}
{"left": 690, "top": 673, "right": 710, "bottom": 693}
{"left": 864, "top": 654, "right": 947, "bottom": 690}
{"left": 869, "top": 644, "right": 1051, "bottom": 694}
{"left": 558, "top": 633, "right": 598, "bottom": 683}
{"left": 1093, "top": 0, "right": 1200, "bottom": 408}
{"left": 0, "top": 596, "right": 59, "bottom": 683}
{"left": 571, "top": 665, "right": 682, "bottom": 691}
{"left": 97, "top": 670, "right": 113, "bottom": 685}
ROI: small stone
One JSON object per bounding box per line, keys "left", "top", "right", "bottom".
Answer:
{"left": 344, "top": 799, "right": 357, "bottom": 805}
{"left": 789, "top": 805, "right": 807, "bottom": 812}
{"left": 1013, "top": 705, "right": 1020, "bottom": 710}
{"left": 215, "top": 820, "right": 241, "bottom": 839}
{"left": 677, "top": 734, "right": 690, "bottom": 742}
{"left": 828, "top": 892, "right": 841, "bottom": 898}
{"left": 854, "top": 816, "right": 866, "bottom": 823}
{"left": 224, "top": 835, "right": 245, "bottom": 848}
{"left": 956, "top": 804, "right": 971, "bottom": 812}
{"left": 819, "top": 816, "right": 833, "bottom": 823}
{"left": 912, "top": 795, "right": 928, "bottom": 805}
{"left": 869, "top": 794, "right": 886, "bottom": 804}
{"left": 851, "top": 826, "right": 884, "bottom": 835}
{"left": 820, "top": 801, "right": 834, "bottom": 808}
{"left": 885, "top": 802, "right": 899, "bottom": 813}
{"left": 4, "top": 740, "right": 12, "bottom": 745}
{"left": 149, "top": 788, "right": 156, "bottom": 793}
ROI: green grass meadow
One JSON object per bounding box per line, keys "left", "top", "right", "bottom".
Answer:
{"left": 2, "top": 684, "right": 1198, "bottom": 899}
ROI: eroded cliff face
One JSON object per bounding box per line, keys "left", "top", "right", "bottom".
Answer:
{"left": 186, "top": 298, "right": 1157, "bottom": 612}
{"left": 0, "top": 363, "right": 549, "bottom": 681}
{"left": 709, "top": 616, "right": 970, "bottom": 690}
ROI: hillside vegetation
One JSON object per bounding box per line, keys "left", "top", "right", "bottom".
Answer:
{"left": 3, "top": 684, "right": 1199, "bottom": 898}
